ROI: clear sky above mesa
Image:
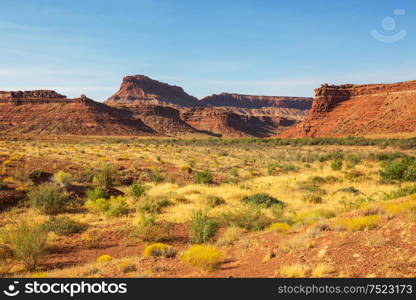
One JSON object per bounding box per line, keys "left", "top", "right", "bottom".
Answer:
{"left": 0, "top": 0, "right": 415, "bottom": 100}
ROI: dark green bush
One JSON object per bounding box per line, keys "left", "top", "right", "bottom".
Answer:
{"left": 40, "top": 216, "right": 87, "bottom": 236}
{"left": 93, "top": 164, "right": 114, "bottom": 190}
{"left": 382, "top": 185, "right": 416, "bottom": 200}
{"left": 130, "top": 182, "right": 145, "bottom": 199}
{"left": 189, "top": 210, "right": 218, "bottom": 243}
{"left": 220, "top": 207, "right": 270, "bottom": 231}
{"left": 195, "top": 170, "right": 214, "bottom": 184}
{"left": 86, "top": 188, "right": 106, "bottom": 201}
{"left": 150, "top": 169, "right": 163, "bottom": 183}
{"left": 331, "top": 159, "right": 343, "bottom": 171}
{"left": 379, "top": 157, "right": 416, "bottom": 182}
{"left": 205, "top": 195, "right": 226, "bottom": 208}
{"left": 242, "top": 193, "right": 284, "bottom": 208}
{"left": 27, "top": 184, "right": 69, "bottom": 215}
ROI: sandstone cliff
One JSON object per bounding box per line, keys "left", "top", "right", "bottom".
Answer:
{"left": 200, "top": 93, "right": 312, "bottom": 110}
{"left": 280, "top": 80, "right": 416, "bottom": 138}
{"left": 105, "top": 75, "right": 201, "bottom": 107}
{"left": 0, "top": 92, "right": 153, "bottom": 135}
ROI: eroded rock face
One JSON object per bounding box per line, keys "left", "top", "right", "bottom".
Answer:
{"left": 200, "top": 93, "right": 312, "bottom": 110}
{"left": 280, "top": 81, "right": 416, "bottom": 138}
{"left": 105, "top": 75, "right": 201, "bottom": 107}
{"left": 0, "top": 91, "right": 153, "bottom": 135}
{"left": 180, "top": 107, "right": 293, "bottom": 137}
{"left": 113, "top": 103, "right": 202, "bottom": 136}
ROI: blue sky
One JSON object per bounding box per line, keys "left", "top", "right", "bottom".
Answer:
{"left": 0, "top": 0, "right": 415, "bottom": 100}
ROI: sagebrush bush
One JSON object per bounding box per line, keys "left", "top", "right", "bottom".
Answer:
{"left": 205, "top": 195, "right": 226, "bottom": 208}
{"left": 27, "top": 184, "right": 69, "bottom": 215}
{"left": 331, "top": 159, "right": 343, "bottom": 171}
{"left": 132, "top": 214, "right": 163, "bottom": 242}
{"left": 242, "top": 193, "right": 284, "bottom": 208}
{"left": 53, "top": 171, "right": 73, "bottom": 188}
{"left": 1, "top": 221, "right": 47, "bottom": 271}
{"left": 150, "top": 169, "right": 163, "bottom": 183}
{"left": 93, "top": 164, "right": 114, "bottom": 190}
{"left": 81, "top": 231, "right": 103, "bottom": 249}
{"left": 189, "top": 210, "right": 218, "bottom": 244}
{"left": 380, "top": 157, "right": 416, "bottom": 182}
{"left": 195, "top": 170, "right": 214, "bottom": 184}
{"left": 40, "top": 216, "right": 87, "bottom": 236}
{"left": 143, "top": 243, "right": 176, "bottom": 258}
{"left": 382, "top": 186, "right": 416, "bottom": 201}
{"left": 130, "top": 182, "right": 145, "bottom": 199}
{"left": 136, "top": 196, "right": 171, "bottom": 214}
{"left": 86, "top": 188, "right": 106, "bottom": 201}
{"left": 220, "top": 207, "right": 270, "bottom": 231}
{"left": 181, "top": 245, "right": 222, "bottom": 271}
{"left": 85, "top": 195, "right": 129, "bottom": 217}
{"left": 302, "top": 194, "right": 323, "bottom": 204}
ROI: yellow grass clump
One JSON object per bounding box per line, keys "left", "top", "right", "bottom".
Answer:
{"left": 181, "top": 245, "right": 222, "bottom": 271}
{"left": 335, "top": 215, "right": 381, "bottom": 231}
{"left": 143, "top": 243, "right": 173, "bottom": 258}
{"left": 96, "top": 254, "right": 112, "bottom": 263}
{"left": 265, "top": 222, "right": 291, "bottom": 233}
{"left": 278, "top": 264, "right": 308, "bottom": 278}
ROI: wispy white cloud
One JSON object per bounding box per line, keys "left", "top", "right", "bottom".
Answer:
{"left": 0, "top": 21, "right": 46, "bottom": 32}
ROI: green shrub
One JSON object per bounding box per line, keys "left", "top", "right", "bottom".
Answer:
{"left": 150, "top": 169, "right": 163, "bottom": 183}
{"left": 230, "top": 167, "right": 239, "bottom": 177}
{"left": 137, "top": 196, "right": 171, "bottom": 214}
{"left": 205, "top": 195, "right": 226, "bottom": 208}
{"left": 220, "top": 207, "right": 270, "bottom": 231}
{"left": 130, "top": 182, "right": 145, "bottom": 199}
{"left": 85, "top": 195, "right": 129, "bottom": 217}
{"left": 331, "top": 159, "right": 343, "bottom": 171}
{"left": 1, "top": 221, "right": 47, "bottom": 271}
{"left": 40, "top": 216, "right": 87, "bottom": 236}
{"left": 302, "top": 194, "right": 323, "bottom": 204}
{"left": 189, "top": 210, "right": 218, "bottom": 244}
{"left": 93, "top": 164, "right": 114, "bottom": 190}
{"left": 53, "top": 171, "right": 73, "bottom": 188}
{"left": 0, "top": 180, "right": 6, "bottom": 190}
{"left": 344, "top": 170, "right": 368, "bottom": 182}
{"left": 242, "top": 193, "right": 284, "bottom": 208}
{"left": 379, "top": 157, "right": 416, "bottom": 182}
{"left": 382, "top": 185, "right": 416, "bottom": 200}
{"left": 195, "top": 170, "right": 214, "bottom": 184}
{"left": 86, "top": 188, "right": 106, "bottom": 201}
{"left": 132, "top": 214, "right": 163, "bottom": 242}
{"left": 346, "top": 153, "right": 362, "bottom": 168}
{"left": 27, "top": 184, "right": 69, "bottom": 215}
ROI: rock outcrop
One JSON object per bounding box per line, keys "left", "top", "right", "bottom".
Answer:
{"left": 200, "top": 93, "right": 312, "bottom": 110}
{"left": 105, "top": 75, "right": 201, "bottom": 107}
{"left": 104, "top": 75, "right": 311, "bottom": 137}
{"left": 280, "top": 80, "right": 416, "bottom": 138}
{"left": 0, "top": 91, "right": 153, "bottom": 135}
